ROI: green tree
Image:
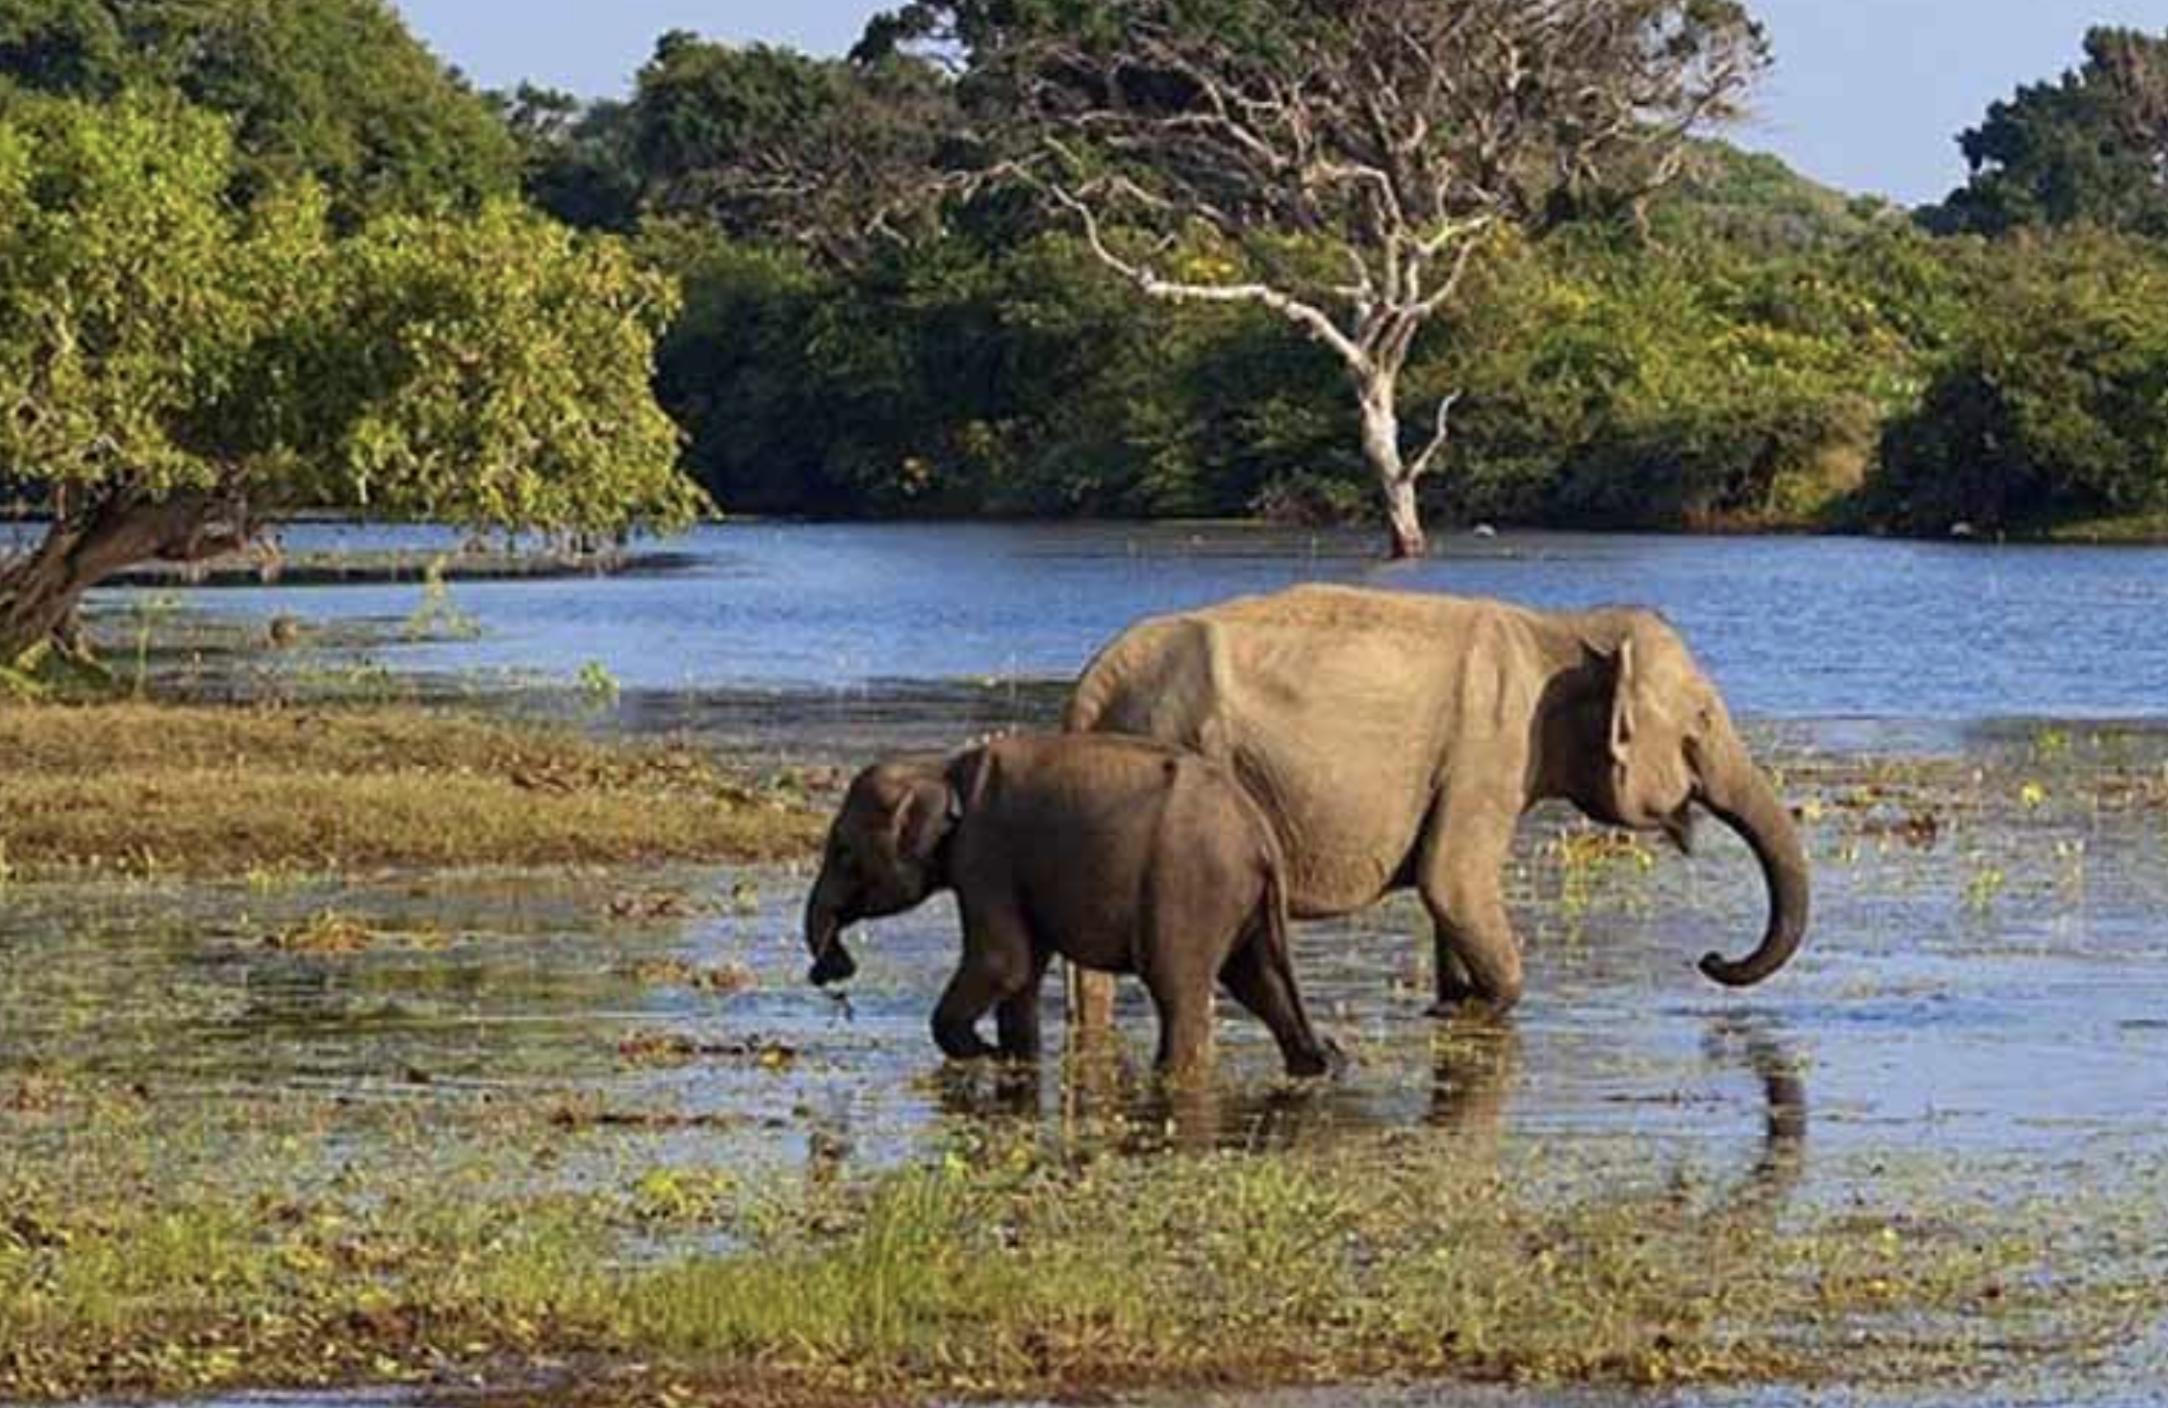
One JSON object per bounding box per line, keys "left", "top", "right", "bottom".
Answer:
{"left": 0, "top": 96, "right": 700, "bottom": 656}
{"left": 495, "top": 84, "right": 642, "bottom": 232}
{"left": 1879, "top": 230, "right": 2168, "bottom": 531}
{"left": 622, "top": 31, "right": 956, "bottom": 263}
{"left": 866, "top": 0, "right": 1770, "bottom": 557}
{"left": 0, "top": 0, "right": 519, "bottom": 220}
{"left": 1922, "top": 27, "right": 2168, "bottom": 238}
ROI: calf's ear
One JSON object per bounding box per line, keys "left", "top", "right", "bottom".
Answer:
{"left": 893, "top": 773, "right": 960, "bottom": 867}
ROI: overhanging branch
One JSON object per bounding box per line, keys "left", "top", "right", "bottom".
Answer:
{"left": 1034, "top": 172, "right": 1371, "bottom": 374}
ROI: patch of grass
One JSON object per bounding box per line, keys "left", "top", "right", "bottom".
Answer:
{"left": 0, "top": 703, "right": 824, "bottom": 878}
{"left": 617, "top": 1138, "right": 2083, "bottom": 1399}
{"left": 3, "top": 1088, "right": 2164, "bottom": 1407}
{"left": 262, "top": 908, "right": 378, "bottom": 954}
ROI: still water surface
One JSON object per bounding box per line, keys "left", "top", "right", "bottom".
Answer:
{"left": 100, "top": 520, "right": 2168, "bottom": 722}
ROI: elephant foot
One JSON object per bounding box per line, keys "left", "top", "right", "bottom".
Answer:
{"left": 1282, "top": 1038, "right": 1348, "bottom": 1081}
{"left": 1283, "top": 1048, "right": 1331, "bottom": 1080}
{"left": 935, "top": 1028, "right": 1001, "bottom": 1062}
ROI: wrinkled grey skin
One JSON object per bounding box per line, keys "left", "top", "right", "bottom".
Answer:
{"left": 804, "top": 734, "right": 1335, "bottom": 1078}
{"left": 1064, "top": 584, "right": 1810, "bottom": 1012}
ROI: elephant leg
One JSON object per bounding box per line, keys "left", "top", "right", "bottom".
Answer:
{"left": 1219, "top": 939, "right": 1333, "bottom": 1079}
{"left": 1435, "top": 946, "right": 1479, "bottom": 1004}
{"left": 1149, "top": 986, "right": 1216, "bottom": 1080}
{"left": 934, "top": 901, "right": 1034, "bottom": 1061}
{"left": 995, "top": 950, "right": 1052, "bottom": 1061}
{"left": 1140, "top": 893, "right": 1224, "bottom": 1080}
{"left": 1417, "top": 798, "right": 1524, "bottom": 1014}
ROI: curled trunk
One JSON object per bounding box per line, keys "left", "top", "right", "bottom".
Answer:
{"left": 1697, "top": 758, "right": 1812, "bottom": 987}
{"left": 0, "top": 491, "right": 254, "bottom": 658}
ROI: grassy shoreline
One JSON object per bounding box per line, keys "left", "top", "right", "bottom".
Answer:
{"left": 0, "top": 703, "right": 824, "bottom": 880}
{"left": 6, "top": 1084, "right": 2152, "bottom": 1407}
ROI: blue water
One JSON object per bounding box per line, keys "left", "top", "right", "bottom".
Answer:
{"left": 93, "top": 520, "right": 2168, "bottom": 723}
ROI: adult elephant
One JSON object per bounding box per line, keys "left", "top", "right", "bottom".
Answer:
{"left": 1062, "top": 584, "right": 1809, "bottom": 1013}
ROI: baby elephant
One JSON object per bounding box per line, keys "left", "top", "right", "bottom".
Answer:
{"left": 803, "top": 734, "right": 1334, "bottom": 1078}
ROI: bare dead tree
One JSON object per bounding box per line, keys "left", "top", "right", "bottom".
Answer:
{"left": 877, "top": 0, "right": 1768, "bottom": 556}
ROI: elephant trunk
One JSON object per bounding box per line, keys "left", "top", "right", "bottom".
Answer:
{"left": 804, "top": 883, "right": 856, "bottom": 987}
{"left": 1697, "top": 754, "right": 1811, "bottom": 988}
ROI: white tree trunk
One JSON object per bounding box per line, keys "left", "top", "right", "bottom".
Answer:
{"left": 1359, "top": 375, "right": 1427, "bottom": 560}
{"left": 1383, "top": 475, "right": 1426, "bottom": 560}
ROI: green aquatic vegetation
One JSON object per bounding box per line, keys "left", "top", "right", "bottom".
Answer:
{"left": 620, "top": 957, "right": 759, "bottom": 995}
{"left": 611, "top": 1133, "right": 2131, "bottom": 1399}
{"left": 1963, "top": 855, "right": 2011, "bottom": 914}
{"left": 1542, "top": 826, "right": 1660, "bottom": 927}
{"left": 261, "top": 908, "right": 377, "bottom": 954}
{"left": 402, "top": 559, "right": 485, "bottom": 643}
{"left": 3, "top": 1081, "right": 2166, "bottom": 1404}
{"left": 629, "top": 1168, "right": 743, "bottom": 1226}
{"left": 578, "top": 660, "right": 624, "bottom": 713}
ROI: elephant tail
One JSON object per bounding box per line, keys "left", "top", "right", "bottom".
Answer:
{"left": 1256, "top": 834, "right": 1297, "bottom": 971}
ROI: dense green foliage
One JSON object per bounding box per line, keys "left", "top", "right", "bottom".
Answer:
{"left": 1922, "top": 28, "right": 2168, "bottom": 240}
{"left": 0, "top": 94, "right": 698, "bottom": 651}
{"left": 564, "top": 19, "right": 2168, "bottom": 541}
{"left": 10, "top": 2, "right": 2168, "bottom": 548}
{"left": 631, "top": 215, "right": 1933, "bottom": 531}
{"left": 1881, "top": 231, "right": 2168, "bottom": 532}
{"left": 0, "top": 0, "right": 519, "bottom": 220}
{"left": 0, "top": 95, "right": 692, "bottom": 531}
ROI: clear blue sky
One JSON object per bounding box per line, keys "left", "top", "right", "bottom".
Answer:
{"left": 393, "top": 0, "right": 2168, "bottom": 205}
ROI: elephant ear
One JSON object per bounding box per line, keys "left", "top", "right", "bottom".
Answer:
{"left": 893, "top": 753, "right": 978, "bottom": 867}
{"left": 1608, "top": 636, "right": 1639, "bottom": 768}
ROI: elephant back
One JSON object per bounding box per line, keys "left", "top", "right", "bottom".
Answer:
{"left": 1067, "top": 586, "right": 1531, "bottom": 916}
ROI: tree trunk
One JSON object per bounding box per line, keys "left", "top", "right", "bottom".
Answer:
{"left": 1358, "top": 377, "right": 1427, "bottom": 560}
{"left": 0, "top": 492, "right": 242, "bottom": 659}
{"left": 1383, "top": 476, "right": 1426, "bottom": 560}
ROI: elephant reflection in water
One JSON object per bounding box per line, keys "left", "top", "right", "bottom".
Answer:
{"left": 1708, "top": 1016, "right": 1809, "bottom": 1214}
{"left": 929, "top": 1013, "right": 1808, "bottom": 1209}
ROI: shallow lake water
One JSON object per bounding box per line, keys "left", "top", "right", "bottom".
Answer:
{"left": 93, "top": 518, "right": 2168, "bottom": 722}
{"left": 10, "top": 522, "right": 2168, "bottom": 1404}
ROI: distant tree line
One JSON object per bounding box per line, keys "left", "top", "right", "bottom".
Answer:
{"left": 502, "top": 13, "right": 2168, "bottom": 544}
{"left": 8, "top": 0, "right": 2168, "bottom": 609}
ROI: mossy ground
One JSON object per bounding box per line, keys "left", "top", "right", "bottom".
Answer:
{"left": 5, "top": 1078, "right": 2155, "bottom": 1406}
{"left": 0, "top": 703, "right": 825, "bottom": 879}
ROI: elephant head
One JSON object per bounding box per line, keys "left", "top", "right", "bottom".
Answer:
{"left": 1590, "top": 615, "right": 1811, "bottom": 988}
{"left": 803, "top": 759, "right": 960, "bottom": 986}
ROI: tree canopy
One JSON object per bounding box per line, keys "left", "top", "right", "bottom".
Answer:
{"left": 0, "top": 95, "right": 699, "bottom": 654}
{"left": 857, "top": 0, "right": 1771, "bottom": 555}
{"left": 0, "top": 0, "right": 520, "bottom": 219}
{"left": 1923, "top": 27, "right": 2168, "bottom": 239}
